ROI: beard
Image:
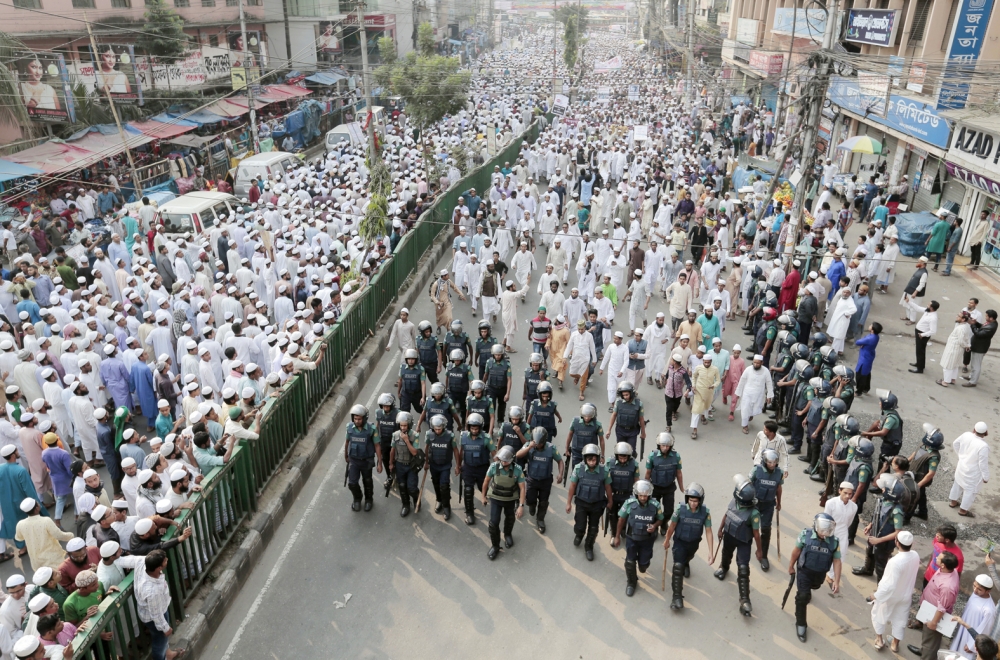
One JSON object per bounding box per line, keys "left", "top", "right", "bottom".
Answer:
{"left": 753, "top": 364, "right": 762, "bottom": 370}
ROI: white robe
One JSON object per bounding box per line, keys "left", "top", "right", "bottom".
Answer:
{"left": 951, "top": 593, "right": 995, "bottom": 658}
{"left": 735, "top": 366, "right": 773, "bottom": 418}
{"left": 642, "top": 321, "right": 672, "bottom": 377}
{"left": 823, "top": 496, "right": 858, "bottom": 578}
{"left": 876, "top": 244, "right": 899, "bottom": 285}
{"left": 562, "top": 330, "right": 597, "bottom": 376}
{"left": 870, "top": 549, "right": 921, "bottom": 640}
{"left": 826, "top": 293, "right": 857, "bottom": 341}
{"left": 500, "top": 285, "right": 529, "bottom": 338}
{"left": 68, "top": 393, "right": 100, "bottom": 458}
{"left": 953, "top": 432, "right": 990, "bottom": 494}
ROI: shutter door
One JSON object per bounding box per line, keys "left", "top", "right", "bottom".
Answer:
{"left": 941, "top": 176, "right": 966, "bottom": 214}
{"left": 911, "top": 156, "right": 941, "bottom": 212}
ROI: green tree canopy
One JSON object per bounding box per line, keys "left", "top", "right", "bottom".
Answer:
{"left": 136, "top": 0, "right": 189, "bottom": 59}
{"left": 554, "top": 5, "right": 588, "bottom": 32}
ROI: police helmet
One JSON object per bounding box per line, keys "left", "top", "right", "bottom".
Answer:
{"left": 827, "top": 397, "right": 847, "bottom": 416}
{"left": 733, "top": 474, "right": 756, "bottom": 505}
{"left": 477, "top": 320, "right": 492, "bottom": 333}
{"left": 396, "top": 411, "right": 413, "bottom": 426}
{"left": 813, "top": 512, "right": 836, "bottom": 538}
{"left": 450, "top": 319, "right": 463, "bottom": 333}
{"left": 470, "top": 379, "right": 486, "bottom": 392}
{"left": 823, "top": 351, "right": 838, "bottom": 367}
{"left": 777, "top": 314, "right": 792, "bottom": 326}
{"left": 496, "top": 446, "right": 515, "bottom": 464}
{"left": 508, "top": 406, "right": 523, "bottom": 420}
{"left": 810, "top": 332, "right": 828, "bottom": 348}
{"left": 431, "top": 382, "right": 446, "bottom": 397}
{"left": 793, "top": 358, "right": 810, "bottom": 375}
{"left": 833, "top": 364, "right": 847, "bottom": 378}
{"left": 617, "top": 381, "right": 635, "bottom": 396}
{"left": 762, "top": 449, "right": 779, "bottom": 468}
{"left": 491, "top": 344, "right": 505, "bottom": 357}
{"left": 377, "top": 393, "right": 396, "bottom": 407}
{"left": 417, "top": 320, "right": 433, "bottom": 333}
{"left": 450, "top": 349, "right": 466, "bottom": 361}
{"left": 404, "top": 348, "right": 419, "bottom": 361}
{"left": 844, "top": 416, "right": 860, "bottom": 435}
{"left": 817, "top": 380, "right": 832, "bottom": 397}
{"left": 529, "top": 352, "right": 544, "bottom": 365}
{"left": 878, "top": 474, "right": 906, "bottom": 504}
{"left": 467, "top": 413, "right": 484, "bottom": 427}
{"left": 819, "top": 345, "right": 835, "bottom": 359}
{"left": 633, "top": 480, "right": 653, "bottom": 498}
{"left": 537, "top": 381, "right": 553, "bottom": 396}
{"left": 921, "top": 422, "right": 945, "bottom": 450}
{"left": 763, "top": 306, "right": 778, "bottom": 321}
{"left": 752, "top": 266, "right": 763, "bottom": 279}
{"left": 656, "top": 432, "right": 675, "bottom": 448}
{"left": 350, "top": 404, "right": 368, "bottom": 419}
{"left": 855, "top": 437, "right": 875, "bottom": 458}
{"left": 877, "top": 389, "right": 898, "bottom": 411}
{"left": 684, "top": 482, "right": 705, "bottom": 501}
{"left": 799, "top": 365, "right": 815, "bottom": 381}
{"left": 843, "top": 367, "right": 855, "bottom": 381}
{"left": 581, "top": 403, "right": 597, "bottom": 419}
{"left": 614, "top": 442, "right": 632, "bottom": 456}
{"left": 531, "top": 427, "right": 549, "bottom": 446}
{"left": 430, "top": 414, "right": 447, "bottom": 430}
{"left": 582, "top": 443, "right": 601, "bottom": 458}
{"left": 792, "top": 344, "right": 810, "bottom": 361}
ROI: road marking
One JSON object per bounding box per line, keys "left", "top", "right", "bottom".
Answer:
{"left": 218, "top": 351, "right": 398, "bottom": 660}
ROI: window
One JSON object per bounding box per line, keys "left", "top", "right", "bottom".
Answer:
{"left": 908, "top": 0, "right": 934, "bottom": 43}
{"left": 78, "top": 45, "right": 94, "bottom": 62}
{"left": 226, "top": 0, "right": 236, "bottom": 5}
{"left": 203, "top": 0, "right": 216, "bottom": 6}
{"left": 12, "top": 0, "right": 41, "bottom": 7}
{"left": 174, "top": 0, "right": 190, "bottom": 7}
{"left": 160, "top": 213, "right": 193, "bottom": 234}
{"left": 71, "top": 0, "right": 95, "bottom": 7}
{"left": 110, "top": 0, "right": 131, "bottom": 6}
{"left": 209, "top": 35, "right": 219, "bottom": 47}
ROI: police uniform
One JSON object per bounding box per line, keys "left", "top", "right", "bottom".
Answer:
{"left": 445, "top": 361, "right": 472, "bottom": 420}
{"left": 392, "top": 429, "right": 422, "bottom": 509}
{"left": 845, "top": 456, "right": 873, "bottom": 544}
{"left": 485, "top": 461, "right": 525, "bottom": 550}
{"left": 619, "top": 495, "right": 665, "bottom": 584}
{"left": 523, "top": 366, "right": 546, "bottom": 408}
{"left": 671, "top": 502, "right": 711, "bottom": 568}
{"left": 613, "top": 396, "right": 644, "bottom": 453}
{"left": 484, "top": 356, "right": 512, "bottom": 421}
{"left": 346, "top": 420, "right": 380, "bottom": 505}
{"left": 750, "top": 463, "right": 783, "bottom": 564}
{"left": 790, "top": 382, "right": 815, "bottom": 451}
{"left": 475, "top": 334, "right": 498, "bottom": 380}
{"left": 645, "top": 448, "right": 682, "bottom": 532}
{"left": 859, "top": 496, "right": 904, "bottom": 582}
{"left": 607, "top": 457, "right": 640, "bottom": 534}
{"left": 375, "top": 406, "right": 400, "bottom": 483}
{"left": 770, "top": 348, "right": 793, "bottom": 413}
{"left": 524, "top": 442, "right": 561, "bottom": 525}
{"left": 803, "top": 396, "right": 826, "bottom": 467}
{"left": 425, "top": 428, "right": 456, "bottom": 509}
{"left": 567, "top": 417, "right": 604, "bottom": 470}
{"left": 416, "top": 333, "right": 441, "bottom": 384}
{"left": 443, "top": 331, "right": 472, "bottom": 366}
{"left": 718, "top": 499, "right": 761, "bottom": 575}
{"left": 424, "top": 395, "right": 458, "bottom": 432}
{"left": 794, "top": 529, "right": 840, "bottom": 631}
{"left": 465, "top": 393, "right": 495, "bottom": 434}
{"left": 910, "top": 446, "right": 940, "bottom": 519}
{"left": 528, "top": 398, "right": 559, "bottom": 441}
{"left": 398, "top": 363, "right": 426, "bottom": 414}
{"left": 570, "top": 461, "right": 612, "bottom": 552}
{"left": 755, "top": 319, "right": 778, "bottom": 366}
{"left": 460, "top": 430, "right": 496, "bottom": 520}
{"left": 498, "top": 420, "right": 530, "bottom": 469}
{"left": 875, "top": 408, "right": 903, "bottom": 473}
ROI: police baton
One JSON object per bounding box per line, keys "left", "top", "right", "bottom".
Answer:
{"left": 661, "top": 551, "right": 668, "bottom": 592}
{"left": 343, "top": 462, "right": 349, "bottom": 489}
{"left": 562, "top": 452, "right": 570, "bottom": 487}
{"left": 781, "top": 570, "right": 796, "bottom": 610}
{"left": 776, "top": 508, "right": 781, "bottom": 558}
{"left": 414, "top": 467, "right": 429, "bottom": 512}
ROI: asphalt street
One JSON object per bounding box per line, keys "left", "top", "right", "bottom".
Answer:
{"left": 191, "top": 224, "right": 1000, "bottom": 660}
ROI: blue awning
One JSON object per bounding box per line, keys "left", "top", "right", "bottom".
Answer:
{"left": 305, "top": 71, "right": 346, "bottom": 86}
{"left": 0, "top": 160, "right": 42, "bottom": 183}
{"left": 168, "top": 109, "right": 232, "bottom": 125}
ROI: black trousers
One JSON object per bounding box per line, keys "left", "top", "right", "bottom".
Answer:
{"left": 573, "top": 499, "right": 606, "bottom": 547}
{"left": 847, "top": 499, "right": 866, "bottom": 544}
{"left": 794, "top": 568, "right": 826, "bottom": 627}
{"left": 665, "top": 395, "right": 682, "bottom": 426}
{"left": 489, "top": 498, "right": 517, "bottom": 542}
{"left": 971, "top": 242, "right": 983, "bottom": 266}
{"left": 347, "top": 457, "right": 374, "bottom": 501}
{"left": 865, "top": 539, "right": 894, "bottom": 583}
{"left": 914, "top": 330, "right": 930, "bottom": 371}
{"left": 422, "top": 363, "right": 439, "bottom": 384}
{"left": 719, "top": 534, "right": 752, "bottom": 570}
{"left": 856, "top": 372, "right": 871, "bottom": 394}
{"left": 798, "top": 321, "right": 812, "bottom": 343}
{"left": 489, "top": 388, "right": 507, "bottom": 422}
{"left": 462, "top": 466, "right": 488, "bottom": 514}
{"left": 429, "top": 464, "right": 452, "bottom": 505}
{"left": 652, "top": 485, "right": 676, "bottom": 523}
{"left": 399, "top": 390, "right": 423, "bottom": 414}
{"left": 525, "top": 476, "right": 553, "bottom": 519}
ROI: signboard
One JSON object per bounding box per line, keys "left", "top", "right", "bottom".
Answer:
{"left": 938, "top": 0, "right": 996, "bottom": 110}
{"left": 827, "top": 76, "right": 951, "bottom": 149}
{"left": 907, "top": 62, "right": 927, "bottom": 93}
{"left": 946, "top": 122, "right": 1000, "bottom": 180}
{"left": 91, "top": 44, "right": 142, "bottom": 105}
{"left": 845, "top": 9, "right": 900, "bottom": 47}
{"left": 230, "top": 66, "right": 260, "bottom": 91}
{"left": 552, "top": 93, "right": 569, "bottom": 116}
{"left": 945, "top": 160, "right": 1000, "bottom": 197}
{"left": 633, "top": 125, "right": 648, "bottom": 141}
{"left": 342, "top": 12, "right": 395, "bottom": 27}
{"left": 857, "top": 71, "right": 890, "bottom": 118}
{"left": 627, "top": 84, "right": 640, "bottom": 101}
{"left": 228, "top": 31, "right": 262, "bottom": 69}
{"left": 12, "top": 52, "right": 75, "bottom": 123}
{"left": 135, "top": 48, "right": 232, "bottom": 91}
{"left": 736, "top": 18, "right": 759, "bottom": 46}
{"left": 747, "top": 51, "right": 784, "bottom": 76}
{"left": 597, "top": 86, "right": 611, "bottom": 103}
{"left": 772, "top": 8, "right": 832, "bottom": 39}
{"left": 487, "top": 122, "right": 497, "bottom": 156}
{"left": 594, "top": 56, "right": 622, "bottom": 73}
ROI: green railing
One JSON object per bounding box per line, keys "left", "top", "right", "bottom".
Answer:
{"left": 70, "top": 117, "right": 547, "bottom": 659}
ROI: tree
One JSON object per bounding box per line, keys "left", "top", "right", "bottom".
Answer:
{"left": 554, "top": 5, "right": 588, "bottom": 32}
{"left": 0, "top": 32, "right": 34, "bottom": 139}
{"left": 563, "top": 14, "right": 578, "bottom": 74}
{"left": 374, "top": 23, "right": 470, "bottom": 174}
{"left": 135, "top": 0, "right": 188, "bottom": 59}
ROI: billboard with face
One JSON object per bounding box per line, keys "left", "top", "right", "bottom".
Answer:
{"left": 92, "top": 44, "right": 142, "bottom": 104}
{"left": 13, "top": 52, "right": 75, "bottom": 123}
{"left": 317, "top": 22, "right": 341, "bottom": 53}
{"left": 228, "top": 31, "right": 261, "bottom": 68}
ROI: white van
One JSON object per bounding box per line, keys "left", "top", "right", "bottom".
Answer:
{"left": 325, "top": 122, "right": 367, "bottom": 154}
{"left": 156, "top": 191, "right": 240, "bottom": 236}
{"left": 233, "top": 152, "right": 298, "bottom": 197}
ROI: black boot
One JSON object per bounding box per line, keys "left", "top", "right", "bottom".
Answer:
{"left": 537, "top": 502, "right": 548, "bottom": 534}
{"left": 433, "top": 482, "right": 443, "bottom": 513}
{"left": 759, "top": 528, "right": 771, "bottom": 572}
{"left": 573, "top": 534, "right": 583, "bottom": 546}
{"left": 737, "top": 564, "right": 752, "bottom": 616}
{"left": 464, "top": 484, "right": 476, "bottom": 525}
{"left": 670, "top": 563, "right": 685, "bottom": 609}
{"left": 852, "top": 551, "right": 875, "bottom": 576}
{"left": 625, "top": 560, "right": 638, "bottom": 597}
{"left": 810, "top": 463, "right": 827, "bottom": 483}
{"left": 488, "top": 523, "right": 501, "bottom": 560}
{"left": 440, "top": 484, "right": 451, "bottom": 516}
{"left": 684, "top": 562, "right": 690, "bottom": 578}
{"left": 349, "top": 483, "right": 363, "bottom": 512}
{"left": 362, "top": 478, "right": 374, "bottom": 511}
{"left": 794, "top": 592, "right": 809, "bottom": 642}
{"left": 798, "top": 442, "right": 814, "bottom": 465}
{"left": 399, "top": 490, "right": 410, "bottom": 517}
{"left": 585, "top": 528, "right": 599, "bottom": 561}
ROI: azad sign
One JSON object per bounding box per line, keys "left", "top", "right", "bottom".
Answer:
{"left": 946, "top": 122, "right": 1000, "bottom": 180}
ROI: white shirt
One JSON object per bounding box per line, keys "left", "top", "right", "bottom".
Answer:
{"left": 916, "top": 310, "right": 938, "bottom": 338}
{"left": 600, "top": 342, "right": 630, "bottom": 376}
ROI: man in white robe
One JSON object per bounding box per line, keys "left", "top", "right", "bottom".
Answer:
{"left": 68, "top": 384, "right": 100, "bottom": 462}
{"left": 949, "top": 423, "right": 991, "bottom": 514}
{"left": 464, "top": 255, "right": 484, "bottom": 316}
{"left": 563, "top": 320, "right": 597, "bottom": 399}
{"left": 599, "top": 332, "right": 629, "bottom": 408}
{"left": 452, "top": 243, "right": 471, "bottom": 291}
{"left": 562, "top": 288, "right": 588, "bottom": 328}
{"left": 823, "top": 482, "right": 858, "bottom": 580}
{"left": 92, "top": 250, "right": 122, "bottom": 303}
{"left": 734, "top": 355, "right": 773, "bottom": 432}
{"left": 951, "top": 573, "right": 996, "bottom": 658}
{"left": 826, "top": 287, "right": 857, "bottom": 354}
{"left": 870, "top": 531, "right": 920, "bottom": 652}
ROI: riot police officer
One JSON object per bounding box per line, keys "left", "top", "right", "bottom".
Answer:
{"left": 606, "top": 442, "right": 640, "bottom": 540}
{"left": 782, "top": 358, "right": 814, "bottom": 442}
{"left": 497, "top": 406, "right": 530, "bottom": 469}
{"left": 664, "top": 483, "right": 714, "bottom": 610}
{"left": 564, "top": 403, "right": 605, "bottom": 473}
{"left": 416, "top": 320, "right": 442, "bottom": 384}
{"left": 799, "top": 380, "right": 831, "bottom": 474}
{"left": 853, "top": 473, "right": 905, "bottom": 582}
{"left": 445, "top": 349, "right": 472, "bottom": 421}
{"left": 862, "top": 389, "right": 903, "bottom": 483}
{"left": 907, "top": 423, "right": 944, "bottom": 520}
{"left": 608, "top": 382, "right": 646, "bottom": 456}
{"left": 388, "top": 411, "right": 421, "bottom": 517}
{"left": 714, "top": 474, "right": 763, "bottom": 616}
{"left": 417, "top": 383, "right": 462, "bottom": 432}
{"left": 474, "top": 320, "right": 498, "bottom": 381}
{"left": 845, "top": 437, "right": 875, "bottom": 546}
{"left": 612, "top": 480, "right": 664, "bottom": 597}
{"left": 566, "top": 443, "right": 613, "bottom": 561}
{"left": 750, "top": 449, "right": 783, "bottom": 571}
{"left": 527, "top": 381, "right": 560, "bottom": 441}
{"left": 465, "top": 380, "right": 496, "bottom": 436}
{"left": 821, "top": 413, "right": 860, "bottom": 502}
{"left": 769, "top": 332, "right": 795, "bottom": 414}
{"left": 396, "top": 349, "right": 426, "bottom": 414}
{"left": 375, "top": 393, "right": 400, "bottom": 495}
{"left": 515, "top": 427, "right": 563, "bottom": 534}
{"left": 442, "top": 319, "right": 472, "bottom": 369}
{"left": 458, "top": 412, "right": 496, "bottom": 525}
{"left": 523, "top": 352, "right": 548, "bottom": 407}
{"left": 484, "top": 344, "right": 512, "bottom": 421}
{"left": 817, "top": 345, "right": 838, "bottom": 382}
{"left": 790, "top": 376, "right": 822, "bottom": 454}
{"left": 644, "top": 432, "right": 683, "bottom": 535}
{"left": 424, "top": 414, "right": 460, "bottom": 520}
{"left": 788, "top": 513, "right": 842, "bottom": 642}
{"left": 832, "top": 364, "right": 855, "bottom": 410}
{"left": 754, "top": 307, "right": 779, "bottom": 366}
{"left": 482, "top": 445, "right": 526, "bottom": 560}
{"left": 813, "top": 398, "right": 847, "bottom": 483}
{"left": 343, "top": 404, "right": 382, "bottom": 512}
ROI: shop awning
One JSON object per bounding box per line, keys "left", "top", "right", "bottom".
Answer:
{"left": 0, "top": 160, "right": 42, "bottom": 183}
{"left": 257, "top": 84, "right": 312, "bottom": 102}
{"left": 204, "top": 97, "right": 266, "bottom": 118}
{"left": 163, "top": 134, "right": 217, "bottom": 148}
{"left": 128, "top": 118, "right": 198, "bottom": 140}
{"left": 4, "top": 141, "right": 100, "bottom": 175}
{"left": 305, "top": 71, "right": 346, "bottom": 86}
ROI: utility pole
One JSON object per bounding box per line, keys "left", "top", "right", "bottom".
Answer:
{"left": 239, "top": 0, "right": 260, "bottom": 154}
{"left": 357, "top": 2, "right": 379, "bottom": 159}
{"left": 685, "top": 0, "right": 696, "bottom": 109}
{"left": 84, "top": 13, "right": 142, "bottom": 196}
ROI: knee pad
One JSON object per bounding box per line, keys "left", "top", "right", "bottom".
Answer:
{"left": 638, "top": 563, "right": 649, "bottom": 573}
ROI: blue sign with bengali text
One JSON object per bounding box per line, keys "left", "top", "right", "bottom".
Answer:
{"left": 828, "top": 76, "right": 951, "bottom": 149}
{"left": 938, "top": 0, "right": 995, "bottom": 110}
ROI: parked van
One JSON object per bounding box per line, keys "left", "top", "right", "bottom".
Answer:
{"left": 325, "top": 122, "right": 367, "bottom": 154}
{"left": 156, "top": 191, "right": 240, "bottom": 236}
{"left": 233, "top": 152, "right": 298, "bottom": 197}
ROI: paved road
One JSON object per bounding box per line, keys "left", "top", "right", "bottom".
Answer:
{"left": 193, "top": 227, "right": 1000, "bottom": 660}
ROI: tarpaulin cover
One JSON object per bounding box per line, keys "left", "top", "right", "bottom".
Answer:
{"left": 129, "top": 119, "right": 198, "bottom": 139}
{"left": 305, "top": 71, "right": 345, "bottom": 86}
{"left": 6, "top": 140, "right": 111, "bottom": 175}
{"left": 0, "top": 160, "right": 42, "bottom": 183}
{"left": 895, "top": 212, "right": 940, "bottom": 257}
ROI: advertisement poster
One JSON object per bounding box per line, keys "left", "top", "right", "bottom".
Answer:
{"left": 13, "top": 52, "right": 74, "bottom": 123}
{"left": 91, "top": 44, "right": 142, "bottom": 104}
{"left": 844, "top": 9, "right": 899, "bottom": 47}
{"left": 552, "top": 93, "right": 569, "bottom": 116}
{"left": 627, "top": 84, "right": 640, "bottom": 101}
{"left": 317, "top": 21, "right": 341, "bottom": 59}
{"left": 937, "top": 0, "right": 996, "bottom": 110}
{"left": 597, "top": 86, "right": 611, "bottom": 103}
{"left": 228, "top": 31, "right": 261, "bottom": 69}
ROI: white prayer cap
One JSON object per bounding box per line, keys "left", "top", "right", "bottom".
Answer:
{"left": 93, "top": 408, "right": 107, "bottom": 420}
{"left": 169, "top": 468, "right": 187, "bottom": 482}
{"left": 976, "top": 574, "right": 995, "bottom": 589}
{"left": 19, "top": 412, "right": 33, "bottom": 423}
{"left": 100, "top": 541, "right": 120, "bottom": 558}
{"left": 614, "top": 331, "right": 624, "bottom": 338}
{"left": 32, "top": 567, "right": 52, "bottom": 585}
{"left": 157, "top": 399, "right": 170, "bottom": 408}
{"left": 671, "top": 353, "right": 683, "bottom": 362}
{"left": 155, "top": 499, "right": 173, "bottom": 514}
{"left": 104, "top": 344, "right": 116, "bottom": 355}
{"left": 83, "top": 468, "right": 98, "bottom": 478}
{"left": 12, "top": 635, "right": 39, "bottom": 658}
{"left": 121, "top": 457, "right": 136, "bottom": 468}
{"left": 0, "top": 444, "right": 15, "bottom": 457}
{"left": 135, "top": 518, "right": 154, "bottom": 535}
{"left": 6, "top": 574, "right": 24, "bottom": 588}
{"left": 808, "top": 271, "right": 818, "bottom": 279}
{"left": 123, "top": 429, "right": 136, "bottom": 441}
{"left": 18, "top": 497, "right": 35, "bottom": 512}
{"left": 753, "top": 354, "right": 764, "bottom": 361}
{"left": 138, "top": 468, "right": 154, "bottom": 484}
{"left": 66, "top": 537, "right": 86, "bottom": 552}
{"left": 733, "top": 344, "right": 742, "bottom": 351}
{"left": 975, "top": 422, "right": 989, "bottom": 434}
{"left": 31, "top": 398, "right": 43, "bottom": 410}
{"left": 91, "top": 505, "right": 108, "bottom": 521}
{"left": 440, "top": 269, "right": 448, "bottom": 276}
{"left": 897, "top": 530, "right": 913, "bottom": 545}
{"left": 241, "top": 387, "right": 256, "bottom": 399}
{"left": 679, "top": 334, "right": 689, "bottom": 340}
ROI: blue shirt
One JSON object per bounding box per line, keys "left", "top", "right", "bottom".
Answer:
{"left": 16, "top": 299, "right": 41, "bottom": 324}
{"left": 854, "top": 333, "right": 879, "bottom": 375}
{"left": 771, "top": 212, "right": 785, "bottom": 233}
{"left": 826, "top": 260, "right": 846, "bottom": 299}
